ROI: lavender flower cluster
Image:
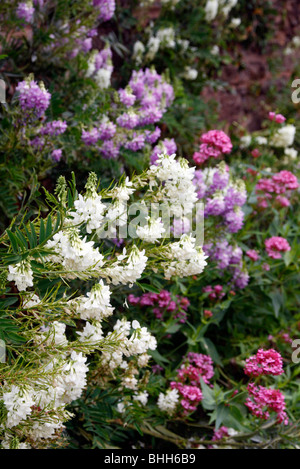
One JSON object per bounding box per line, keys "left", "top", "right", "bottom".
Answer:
{"left": 81, "top": 68, "right": 175, "bottom": 161}
{"left": 93, "top": 0, "right": 116, "bottom": 22}
{"left": 16, "top": 78, "right": 67, "bottom": 162}
{"left": 15, "top": 0, "right": 116, "bottom": 62}
{"left": 193, "top": 162, "right": 247, "bottom": 233}
{"left": 194, "top": 162, "right": 249, "bottom": 289}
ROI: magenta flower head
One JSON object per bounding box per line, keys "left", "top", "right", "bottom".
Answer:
{"left": 245, "top": 383, "right": 288, "bottom": 425}
{"left": 268, "top": 111, "right": 286, "bottom": 124}
{"left": 265, "top": 236, "right": 291, "bottom": 259}
{"left": 275, "top": 114, "right": 286, "bottom": 124}
{"left": 275, "top": 195, "right": 290, "bottom": 208}
{"left": 193, "top": 130, "right": 232, "bottom": 165}
{"left": 246, "top": 249, "right": 260, "bottom": 261}
{"left": 272, "top": 170, "right": 299, "bottom": 193}
{"left": 268, "top": 112, "right": 276, "bottom": 121}
{"left": 244, "top": 349, "right": 284, "bottom": 377}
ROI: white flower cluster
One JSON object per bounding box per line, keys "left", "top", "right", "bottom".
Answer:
{"left": 148, "top": 153, "right": 198, "bottom": 217}
{"left": 116, "top": 389, "right": 149, "bottom": 414}
{"left": 47, "top": 351, "right": 89, "bottom": 404}
{"left": 271, "top": 124, "right": 296, "bottom": 148}
{"left": 101, "top": 318, "right": 157, "bottom": 373}
{"left": 132, "top": 41, "right": 146, "bottom": 65}
{"left": 75, "top": 280, "right": 114, "bottom": 320}
{"left": 136, "top": 216, "right": 165, "bottom": 243}
{"left": 241, "top": 128, "right": 297, "bottom": 157}
{"left": 284, "top": 147, "right": 298, "bottom": 160}
{"left": 162, "top": 234, "right": 208, "bottom": 280}
{"left": 156, "top": 27, "right": 176, "bottom": 50}
{"left": 7, "top": 260, "right": 33, "bottom": 291}
{"left": 284, "top": 36, "right": 300, "bottom": 56}
{"left": 76, "top": 321, "right": 103, "bottom": 345}
{"left": 102, "top": 246, "right": 148, "bottom": 286}
{"left": 157, "top": 388, "right": 180, "bottom": 415}
{"left": 40, "top": 321, "right": 68, "bottom": 347}
{"left": 182, "top": 66, "right": 198, "bottom": 81}
{"left": 69, "top": 193, "right": 106, "bottom": 233}
{"left": 86, "top": 49, "right": 113, "bottom": 89}
{"left": 133, "top": 390, "right": 149, "bottom": 406}
{"left": 1, "top": 351, "right": 89, "bottom": 444}
{"left": 3, "top": 385, "right": 35, "bottom": 429}
{"left": 205, "top": 0, "right": 238, "bottom": 22}
{"left": 45, "top": 228, "right": 104, "bottom": 275}
{"left": 133, "top": 25, "right": 193, "bottom": 74}
{"left": 3, "top": 154, "right": 209, "bottom": 448}
{"left": 68, "top": 170, "right": 135, "bottom": 236}
{"left": 110, "top": 177, "right": 135, "bottom": 202}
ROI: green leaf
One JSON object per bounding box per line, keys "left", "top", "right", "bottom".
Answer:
{"left": 215, "top": 404, "right": 229, "bottom": 429}
{"left": 15, "top": 228, "right": 28, "bottom": 250}
{"left": 137, "top": 283, "right": 160, "bottom": 294}
{"left": 39, "top": 219, "right": 46, "bottom": 244}
{"left": 45, "top": 216, "right": 52, "bottom": 239}
{"left": 30, "top": 222, "right": 37, "bottom": 247}
{"left": 164, "top": 323, "right": 181, "bottom": 334}
{"left": 24, "top": 225, "right": 34, "bottom": 249}
{"left": 284, "top": 250, "right": 293, "bottom": 267}
{"left": 5, "top": 331, "right": 26, "bottom": 344}
{"left": 200, "top": 338, "right": 222, "bottom": 366}
{"left": 54, "top": 212, "right": 61, "bottom": 232}
{"left": 0, "top": 297, "right": 18, "bottom": 308}
{"left": 269, "top": 289, "right": 283, "bottom": 318}
{"left": 200, "top": 378, "right": 217, "bottom": 411}
{"left": 6, "top": 230, "right": 19, "bottom": 253}
{"left": 149, "top": 349, "right": 169, "bottom": 365}
{"left": 213, "top": 404, "right": 249, "bottom": 432}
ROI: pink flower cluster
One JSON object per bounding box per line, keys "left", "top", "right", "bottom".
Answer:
{"left": 212, "top": 426, "right": 230, "bottom": 441}
{"left": 244, "top": 349, "right": 288, "bottom": 425}
{"left": 246, "top": 249, "right": 260, "bottom": 261}
{"left": 128, "top": 290, "right": 189, "bottom": 324}
{"left": 279, "top": 332, "right": 293, "bottom": 344}
{"left": 268, "top": 112, "right": 286, "bottom": 124}
{"left": 169, "top": 353, "right": 214, "bottom": 414}
{"left": 245, "top": 383, "right": 288, "bottom": 425}
{"left": 265, "top": 237, "right": 291, "bottom": 260}
{"left": 203, "top": 284, "right": 225, "bottom": 301}
{"left": 193, "top": 130, "right": 232, "bottom": 165}
{"left": 269, "top": 331, "right": 293, "bottom": 345}
{"left": 170, "top": 382, "right": 203, "bottom": 412}
{"left": 256, "top": 170, "right": 298, "bottom": 209}
{"left": 177, "top": 353, "right": 214, "bottom": 386}
{"left": 244, "top": 349, "right": 284, "bottom": 377}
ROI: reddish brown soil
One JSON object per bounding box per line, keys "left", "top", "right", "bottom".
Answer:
{"left": 201, "top": 0, "right": 300, "bottom": 131}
